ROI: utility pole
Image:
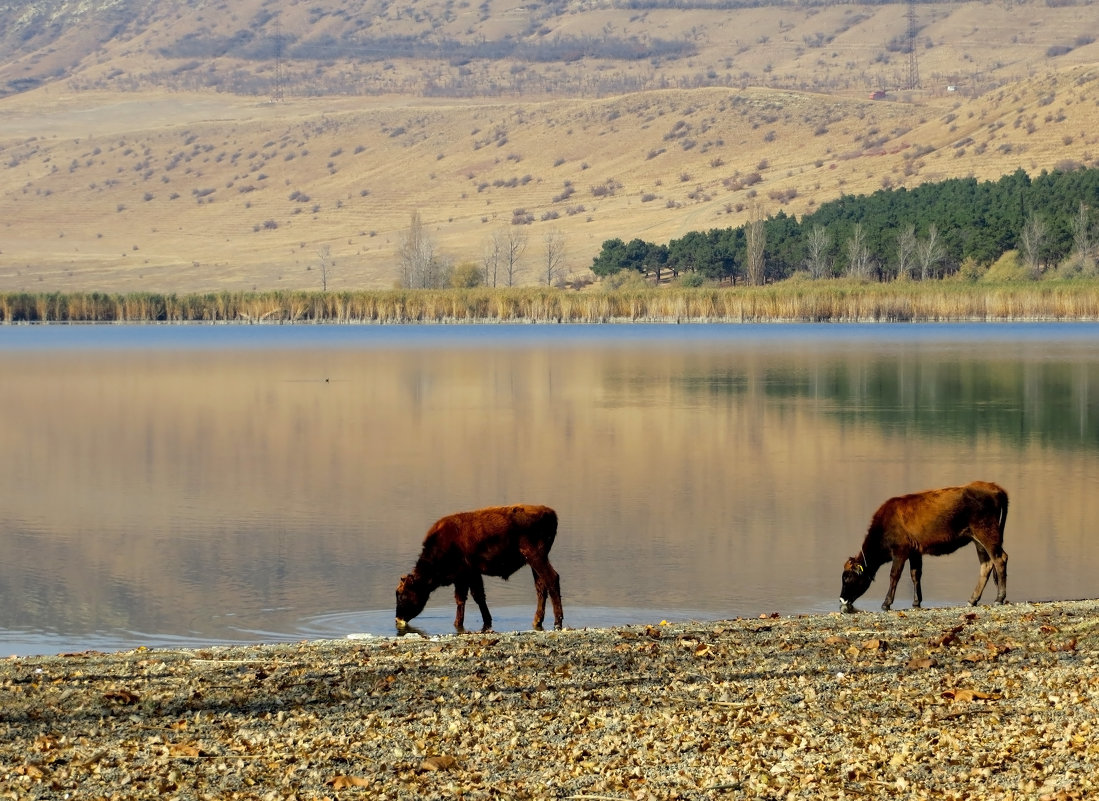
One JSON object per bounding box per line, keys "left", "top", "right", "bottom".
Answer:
{"left": 905, "top": 1, "right": 920, "bottom": 90}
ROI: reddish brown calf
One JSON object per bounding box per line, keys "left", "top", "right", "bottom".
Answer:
{"left": 395, "top": 504, "right": 564, "bottom": 632}
{"left": 840, "top": 481, "right": 1009, "bottom": 612}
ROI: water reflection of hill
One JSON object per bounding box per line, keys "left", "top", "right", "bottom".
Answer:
{"left": 0, "top": 333, "right": 1097, "bottom": 653}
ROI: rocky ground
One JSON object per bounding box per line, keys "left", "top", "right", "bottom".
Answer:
{"left": 2, "top": 601, "right": 1098, "bottom": 800}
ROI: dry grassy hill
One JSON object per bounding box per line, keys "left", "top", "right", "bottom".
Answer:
{"left": 1, "top": 0, "right": 1099, "bottom": 292}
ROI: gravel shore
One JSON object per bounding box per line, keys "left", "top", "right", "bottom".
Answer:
{"left": 3, "top": 600, "right": 1097, "bottom": 800}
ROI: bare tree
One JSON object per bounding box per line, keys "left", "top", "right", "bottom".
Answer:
{"left": 745, "top": 202, "right": 766, "bottom": 285}
{"left": 541, "top": 228, "right": 566, "bottom": 287}
{"left": 916, "top": 224, "right": 943, "bottom": 280}
{"left": 845, "top": 222, "right": 874, "bottom": 279}
{"left": 1070, "top": 201, "right": 1095, "bottom": 274}
{"left": 398, "top": 211, "right": 444, "bottom": 288}
{"left": 804, "top": 224, "right": 831, "bottom": 279}
{"left": 316, "top": 244, "right": 333, "bottom": 291}
{"left": 895, "top": 224, "right": 916, "bottom": 281}
{"left": 1019, "top": 212, "right": 1046, "bottom": 278}
{"left": 482, "top": 233, "right": 502, "bottom": 288}
{"left": 499, "top": 227, "right": 527, "bottom": 287}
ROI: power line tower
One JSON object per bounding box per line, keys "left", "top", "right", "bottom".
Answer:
{"left": 905, "top": 1, "right": 920, "bottom": 90}
{"left": 272, "top": 16, "right": 284, "bottom": 102}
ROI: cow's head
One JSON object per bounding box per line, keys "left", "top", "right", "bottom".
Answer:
{"left": 840, "top": 555, "right": 871, "bottom": 613}
{"left": 395, "top": 573, "right": 428, "bottom": 628}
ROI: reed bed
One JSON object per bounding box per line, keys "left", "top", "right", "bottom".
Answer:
{"left": 2, "top": 282, "right": 1099, "bottom": 324}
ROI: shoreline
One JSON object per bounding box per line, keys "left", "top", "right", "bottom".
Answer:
{"left": 3, "top": 600, "right": 1097, "bottom": 799}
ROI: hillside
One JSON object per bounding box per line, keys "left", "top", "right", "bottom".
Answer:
{"left": 1, "top": 0, "right": 1099, "bottom": 292}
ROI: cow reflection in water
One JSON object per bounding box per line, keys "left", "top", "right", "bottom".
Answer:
{"left": 395, "top": 504, "right": 564, "bottom": 632}
{"left": 840, "top": 481, "right": 1009, "bottom": 612}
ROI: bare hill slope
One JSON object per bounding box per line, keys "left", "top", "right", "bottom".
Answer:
{"left": 1, "top": 0, "right": 1098, "bottom": 291}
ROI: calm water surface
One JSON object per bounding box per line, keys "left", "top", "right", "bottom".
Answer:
{"left": 1, "top": 323, "right": 1097, "bottom": 656}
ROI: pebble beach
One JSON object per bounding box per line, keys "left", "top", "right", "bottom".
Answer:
{"left": 3, "top": 600, "right": 1098, "bottom": 800}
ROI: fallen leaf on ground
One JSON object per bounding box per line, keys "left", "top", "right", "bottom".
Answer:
{"left": 942, "top": 688, "right": 1001, "bottom": 702}
{"left": 103, "top": 689, "right": 140, "bottom": 704}
{"left": 326, "top": 775, "right": 371, "bottom": 788}
{"left": 421, "top": 755, "right": 458, "bottom": 771}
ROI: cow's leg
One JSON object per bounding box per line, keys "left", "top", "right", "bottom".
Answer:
{"left": 546, "top": 562, "right": 563, "bottom": 630}
{"left": 909, "top": 553, "right": 923, "bottom": 608}
{"left": 453, "top": 580, "right": 469, "bottom": 631}
{"left": 969, "top": 542, "right": 995, "bottom": 606}
{"left": 991, "top": 547, "right": 1008, "bottom": 604}
{"left": 882, "top": 556, "right": 906, "bottom": 610}
{"left": 468, "top": 573, "right": 493, "bottom": 632}
{"left": 529, "top": 565, "right": 548, "bottom": 630}
{"left": 524, "top": 552, "right": 563, "bottom": 630}
{"left": 528, "top": 561, "right": 563, "bottom": 631}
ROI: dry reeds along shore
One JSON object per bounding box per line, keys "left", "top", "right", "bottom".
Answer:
{"left": 3, "top": 281, "right": 1099, "bottom": 323}
{"left": 2, "top": 600, "right": 1098, "bottom": 799}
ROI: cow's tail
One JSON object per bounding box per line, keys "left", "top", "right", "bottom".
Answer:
{"left": 994, "top": 484, "right": 1009, "bottom": 538}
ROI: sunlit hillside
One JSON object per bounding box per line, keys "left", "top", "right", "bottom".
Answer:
{"left": 1, "top": 0, "right": 1099, "bottom": 292}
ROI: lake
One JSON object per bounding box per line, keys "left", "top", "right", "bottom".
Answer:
{"left": 1, "top": 322, "right": 1097, "bottom": 656}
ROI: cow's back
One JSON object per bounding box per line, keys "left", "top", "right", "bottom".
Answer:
{"left": 423, "top": 504, "right": 557, "bottom": 579}
{"left": 872, "top": 483, "right": 1006, "bottom": 556}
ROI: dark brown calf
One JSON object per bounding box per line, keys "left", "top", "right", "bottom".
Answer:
{"left": 840, "top": 481, "right": 1009, "bottom": 612}
{"left": 395, "top": 504, "right": 564, "bottom": 632}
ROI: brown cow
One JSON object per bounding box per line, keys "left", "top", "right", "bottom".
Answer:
{"left": 840, "top": 481, "right": 1009, "bottom": 612}
{"left": 395, "top": 504, "right": 564, "bottom": 632}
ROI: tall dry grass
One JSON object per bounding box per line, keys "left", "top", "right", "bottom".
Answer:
{"left": 2, "top": 282, "right": 1099, "bottom": 324}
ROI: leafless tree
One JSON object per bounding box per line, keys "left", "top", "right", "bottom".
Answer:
{"left": 745, "top": 202, "right": 766, "bottom": 285}
{"left": 316, "top": 244, "right": 333, "bottom": 291}
{"left": 845, "top": 222, "right": 874, "bottom": 279}
{"left": 1070, "top": 201, "right": 1095, "bottom": 274}
{"left": 482, "top": 233, "right": 503, "bottom": 288}
{"left": 541, "top": 228, "right": 566, "bottom": 286}
{"left": 496, "top": 227, "right": 527, "bottom": 287}
{"left": 1019, "top": 212, "right": 1046, "bottom": 277}
{"left": 895, "top": 224, "right": 916, "bottom": 281}
{"left": 804, "top": 224, "right": 831, "bottom": 279}
{"left": 916, "top": 224, "right": 944, "bottom": 281}
{"left": 398, "top": 211, "right": 444, "bottom": 288}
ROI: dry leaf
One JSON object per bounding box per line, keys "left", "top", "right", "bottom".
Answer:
{"left": 420, "top": 754, "right": 458, "bottom": 771}
{"left": 103, "top": 689, "right": 140, "bottom": 704}
{"left": 1049, "top": 638, "right": 1077, "bottom": 652}
{"left": 326, "top": 775, "right": 371, "bottom": 788}
{"left": 17, "top": 763, "right": 46, "bottom": 779}
{"left": 942, "top": 688, "right": 1001, "bottom": 703}
{"left": 931, "top": 625, "right": 964, "bottom": 648}
{"left": 169, "top": 742, "right": 203, "bottom": 757}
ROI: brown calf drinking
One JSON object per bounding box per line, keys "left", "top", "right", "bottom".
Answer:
{"left": 840, "top": 481, "right": 1009, "bottom": 612}
{"left": 395, "top": 504, "right": 564, "bottom": 632}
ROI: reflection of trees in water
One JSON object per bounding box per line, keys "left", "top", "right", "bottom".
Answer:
{"left": 666, "top": 353, "right": 1099, "bottom": 449}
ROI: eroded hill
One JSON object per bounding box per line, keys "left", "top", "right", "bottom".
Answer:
{"left": 1, "top": 0, "right": 1098, "bottom": 291}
